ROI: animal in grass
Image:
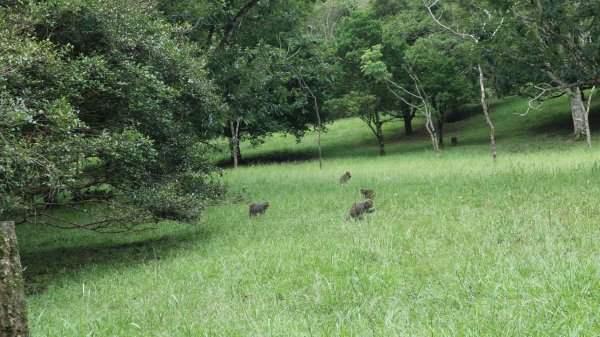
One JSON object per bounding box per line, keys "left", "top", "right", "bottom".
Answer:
{"left": 349, "top": 199, "right": 375, "bottom": 220}
{"left": 451, "top": 136, "right": 458, "bottom": 146}
{"left": 360, "top": 188, "right": 376, "bottom": 199}
{"left": 249, "top": 202, "right": 269, "bottom": 217}
{"left": 339, "top": 171, "right": 352, "bottom": 185}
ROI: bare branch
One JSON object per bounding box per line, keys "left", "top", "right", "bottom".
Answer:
{"left": 490, "top": 17, "right": 505, "bottom": 38}
{"left": 423, "top": 0, "right": 479, "bottom": 43}
{"left": 383, "top": 66, "right": 439, "bottom": 153}
{"left": 424, "top": 0, "right": 504, "bottom": 43}
{"left": 387, "top": 85, "right": 419, "bottom": 109}
{"left": 517, "top": 84, "right": 555, "bottom": 116}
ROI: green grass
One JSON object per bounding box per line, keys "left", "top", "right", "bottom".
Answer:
{"left": 19, "top": 94, "right": 600, "bottom": 336}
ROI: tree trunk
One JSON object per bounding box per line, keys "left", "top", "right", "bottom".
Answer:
{"left": 373, "top": 107, "right": 386, "bottom": 156}
{"left": 423, "top": 107, "right": 440, "bottom": 155}
{"left": 376, "top": 122, "right": 385, "bottom": 156}
{"left": 308, "top": 84, "right": 323, "bottom": 169}
{"left": 478, "top": 64, "right": 497, "bottom": 163}
{"left": 316, "top": 114, "right": 323, "bottom": 169}
{"left": 229, "top": 120, "right": 241, "bottom": 168}
{"left": 403, "top": 110, "right": 413, "bottom": 136}
{"left": 567, "top": 86, "right": 587, "bottom": 140}
{"left": 579, "top": 86, "right": 596, "bottom": 148}
{"left": 0, "top": 221, "right": 29, "bottom": 337}
{"left": 436, "top": 115, "right": 444, "bottom": 146}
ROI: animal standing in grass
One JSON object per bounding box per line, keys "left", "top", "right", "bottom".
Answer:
{"left": 360, "top": 188, "right": 376, "bottom": 199}
{"left": 339, "top": 171, "right": 352, "bottom": 185}
{"left": 249, "top": 202, "right": 269, "bottom": 217}
{"left": 349, "top": 199, "right": 375, "bottom": 219}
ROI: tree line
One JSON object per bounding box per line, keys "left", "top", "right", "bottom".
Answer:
{"left": 1, "top": 0, "right": 598, "bottom": 230}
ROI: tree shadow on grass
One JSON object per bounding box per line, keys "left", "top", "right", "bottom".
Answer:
{"left": 527, "top": 103, "right": 600, "bottom": 134}
{"left": 20, "top": 225, "right": 212, "bottom": 295}
{"left": 216, "top": 151, "right": 315, "bottom": 167}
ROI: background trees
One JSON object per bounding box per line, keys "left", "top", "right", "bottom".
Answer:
{"left": 1, "top": 0, "right": 598, "bottom": 228}
{"left": 503, "top": 0, "right": 600, "bottom": 143}
{"left": 330, "top": 9, "right": 407, "bottom": 155}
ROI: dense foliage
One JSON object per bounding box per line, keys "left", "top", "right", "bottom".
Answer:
{"left": 0, "top": 1, "right": 225, "bottom": 230}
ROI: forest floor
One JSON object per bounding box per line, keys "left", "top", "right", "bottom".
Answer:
{"left": 19, "top": 94, "right": 600, "bottom": 336}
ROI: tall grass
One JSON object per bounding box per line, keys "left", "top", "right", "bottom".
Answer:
{"left": 20, "top": 95, "right": 600, "bottom": 336}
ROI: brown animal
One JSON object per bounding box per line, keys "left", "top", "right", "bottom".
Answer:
{"left": 339, "top": 171, "right": 352, "bottom": 185}
{"left": 249, "top": 202, "right": 269, "bottom": 217}
{"left": 349, "top": 199, "right": 375, "bottom": 219}
{"left": 360, "top": 188, "right": 376, "bottom": 199}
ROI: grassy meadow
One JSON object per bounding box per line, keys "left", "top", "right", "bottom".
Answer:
{"left": 19, "top": 95, "right": 600, "bottom": 336}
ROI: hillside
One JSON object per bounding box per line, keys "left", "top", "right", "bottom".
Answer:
{"left": 219, "top": 94, "right": 600, "bottom": 165}
{"left": 18, "top": 94, "right": 600, "bottom": 336}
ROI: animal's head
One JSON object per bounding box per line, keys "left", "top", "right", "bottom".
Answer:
{"left": 263, "top": 202, "right": 270, "bottom": 208}
{"left": 346, "top": 171, "right": 352, "bottom": 176}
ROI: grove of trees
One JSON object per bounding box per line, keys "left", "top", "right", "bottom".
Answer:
{"left": 1, "top": 0, "right": 599, "bottom": 229}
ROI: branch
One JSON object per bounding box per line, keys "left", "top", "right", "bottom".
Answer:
{"left": 424, "top": 0, "right": 479, "bottom": 43}
{"left": 517, "top": 84, "right": 556, "bottom": 116}
{"left": 386, "top": 84, "right": 419, "bottom": 110}
{"left": 217, "top": 0, "right": 260, "bottom": 50}
{"left": 490, "top": 17, "right": 505, "bottom": 38}
{"left": 424, "top": 0, "right": 504, "bottom": 43}
{"left": 38, "top": 213, "right": 152, "bottom": 233}
{"left": 582, "top": 86, "right": 596, "bottom": 116}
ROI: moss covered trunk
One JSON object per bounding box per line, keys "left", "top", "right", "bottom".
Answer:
{"left": 0, "top": 221, "right": 29, "bottom": 337}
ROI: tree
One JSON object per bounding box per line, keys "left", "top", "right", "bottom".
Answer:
{"left": 361, "top": 45, "right": 441, "bottom": 154}
{"left": 289, "top": 35, "right": 336, "bottom": 169}
{"left": 161, "top": 0, "right": 322, "bottom": 167}
{"left": 503, "top": 0, "right": 600, "bottom": 144}
{"left": 424, "top": 0, "right": 505, "bottom": 162}
{"left": 327, "top": 92, "right": 393, "bottom": 156}
{"left": 1, "top": 0, "right": 226, "bottom": 230}
{"left": 402, "top": 35, "right": 472, "bottom": 145}
{"left": 308, "top": 0, "right": 356, "bottom": 44}
{"left": 331, "top": 10, "right": 409, "bottom": 155}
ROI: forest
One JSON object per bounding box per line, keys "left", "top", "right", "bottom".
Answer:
{"left": 1, "top": 0, "right": 599, "bottom": 335}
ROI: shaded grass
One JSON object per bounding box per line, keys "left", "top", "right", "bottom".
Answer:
{"left": 19, "top": 94, "right": 600, "bottom": 336}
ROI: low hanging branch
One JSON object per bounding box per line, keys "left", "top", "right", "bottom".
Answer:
{"left": 518, "top": 83, "right": 558, "bottom": 116}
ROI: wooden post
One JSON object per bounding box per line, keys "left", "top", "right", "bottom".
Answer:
{"left": 0, "top": 221, "right": 29, "bottom": 337}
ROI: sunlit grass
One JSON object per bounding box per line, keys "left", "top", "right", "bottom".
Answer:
{"left": 20, "top": 94, "right": 600, "bottom": 336}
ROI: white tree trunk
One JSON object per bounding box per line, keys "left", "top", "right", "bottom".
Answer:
{"left": 567, "top": 87, "right": 587, "bottom": 140}
{"left": 478, "top": 64, "right": 497, "bottom": 163}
